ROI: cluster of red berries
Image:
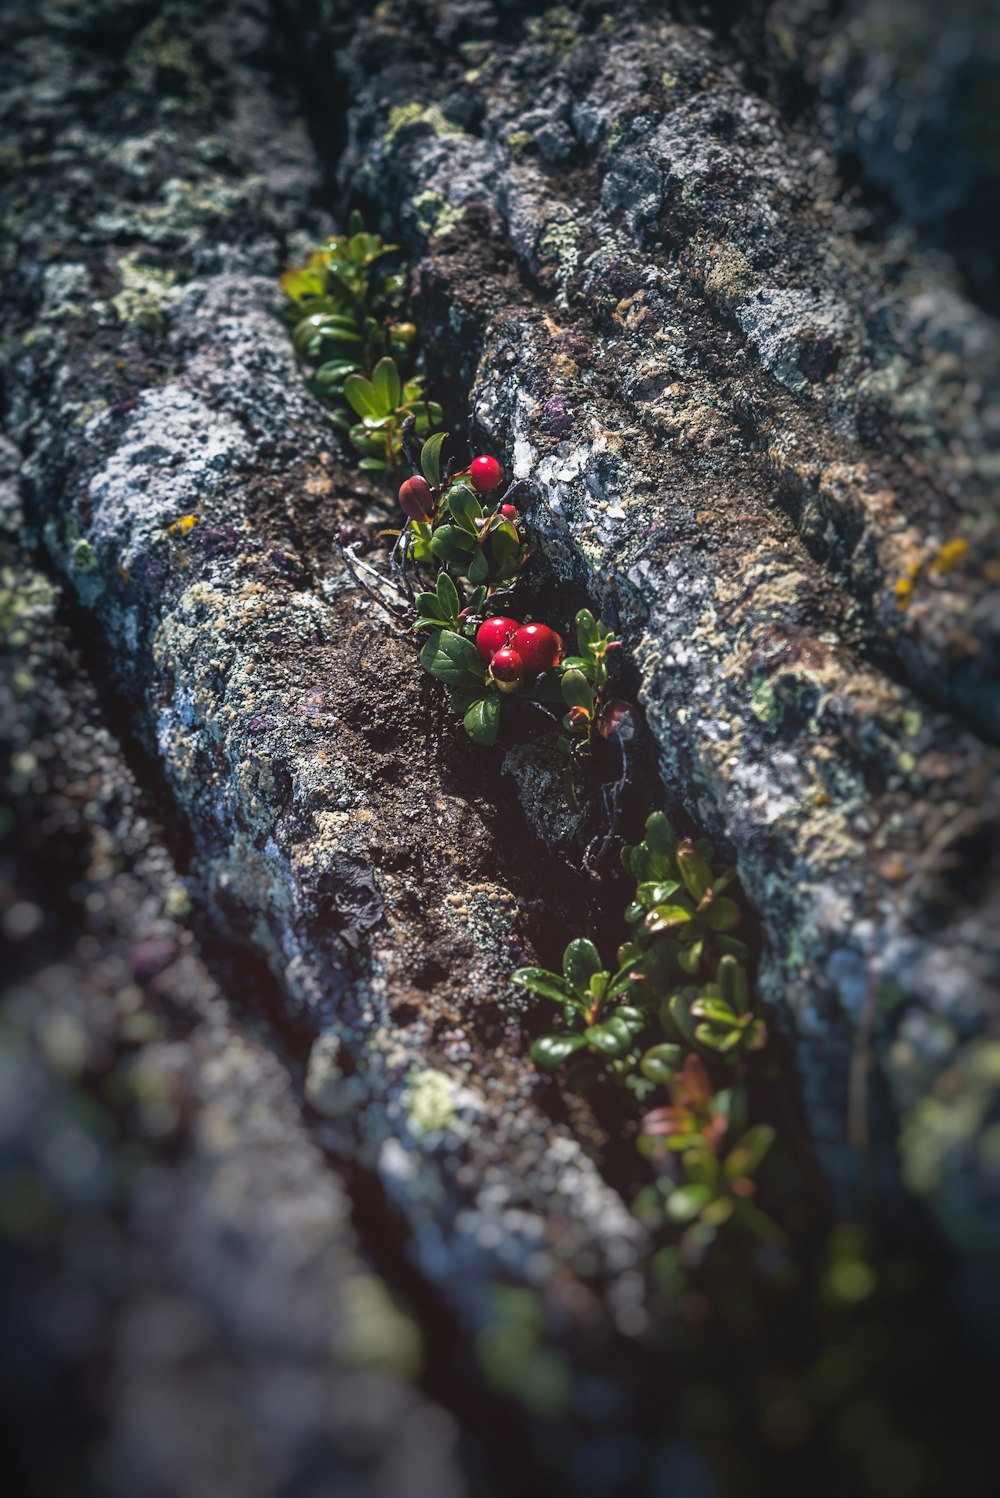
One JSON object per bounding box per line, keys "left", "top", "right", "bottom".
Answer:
{"left": 476, "top": 616, "right": 564, "bottom": 691}
{"left": 398, "top": 454, "right": 508, "bottom": 521}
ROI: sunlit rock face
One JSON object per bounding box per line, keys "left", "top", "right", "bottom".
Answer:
{"left": 3, "top": 0, "right": 999, "bottom": 1491}
{"left": 301, "top": 0, "right": 1000, "bottom": 1259}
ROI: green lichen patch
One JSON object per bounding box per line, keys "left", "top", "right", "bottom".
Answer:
{"left": 110, "top": 253, "right": 183, "bottom": 331}
{"left": 404, "top": 1067, "right": 456, "bottom": 1138}
{"left": 411, "top": 190, "right": 466, "bottom": 240}
{"left": 385, "top": 102, "right": 465, "bottom": 149}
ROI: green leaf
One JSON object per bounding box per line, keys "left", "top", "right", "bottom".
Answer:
{"left": 677, "top": 940, "right": 704, "bottom": 974}
{"left": 666, "top": 1184, "right": 713, "bottom": 1223}
{"left": 725, "top": 1124, "right": 775, "bottom": 1178}
{"left": 695, "top": 1025, "right": 743, "bottom": 1053}
{"left": 644, "top": 812, "right": 676, "bottom": 860}
{"left": 414, "top": 591, "right": 447, "bottom": 622}
{"left": 678, "top": 842, "right": 714, "bottom": 902}
{"left": 683, "top": 1148, "right": 721, "bottom": 1188}
{"left": 689, "top": 998, "right": 738, "bottom": 1026}
{"left": 718, "top": 954, "right": 749, "bottom": 1014}
{"left": 419, "top": 629, "right": 485, "bottom": 685}
{"left": 464, "top": 694, "right": 500, "bottom": 745}
{"left": 466, "top": 584, "right": 487, "bottom": 615}
{"left": 613, "top": 1005, "right": 646, "bottom": 1036}
{"left": 667, "top": 991, "right": 701, "bottom": 1047}
{"left": 511, "top": 968, "right": 577, "bottom": 1005}
{"left": 704, "top": 896, "right": 742, "bottom": 932}
{"left": 420, "top": 431, "right": 447, "bottom": 488}
{"left": 575, "top": 609, "right": 598, "bottom": 651}
{"left": 560, "top": 669, "right": 594, "bottom": 714}
{"left": 315, "top": 359, "right": 360, "bottom": 386}
{"left": 701, "top": 1197, "right": 735, "bottom": 1227}
{"left": 358, "top": 457, "right": 387, "bottom": 471}
{"left": 436, "top": 570, "right": 460, "bottom": 621}
{"left": 448, "top": 683, "right": 487, "bottom": 715}
{"left": 607, "top": 960, "right": 639, "bottom": 999}
{"left": 563, "top": 938, "right": 603, "bottom": 995}
{"left": 587, "top": 970, "right": 609, "bottom": 1005}
{"left": 640, "top": 1043, "right": 683, "bottom": 1084}
{"left": 488, "top": 522, "right": 524, "bottom": 581}
{"left": 584, "top": 1022, "right": 632, "bottom": 1057}
{"left": 430, "top": 526, "right": 475, "bottom": 565}
{"left": 467, "top": 549, "right": 490, "bottom": 584}
{"left": 531, "top": 1034, "right": 588, "bottom": 1070}
{"left": 644, "top": 902, "right": 694, "bottom": 934}
{"left": 343, "top": 374, "right": 381, "bottom": 418}
{"left": 446, "top": 485, "right": 482, "bottom": 533}
{"left": 636, "top": 881, "right": 681, "bottom": 907}
{"left": 371, "top": 356, "right": 401, "bottom": 414}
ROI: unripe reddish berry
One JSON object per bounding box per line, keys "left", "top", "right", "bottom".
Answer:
{"left": 475, "top": 615, "right": 519, "bottom": 662}
{"left": 470, "top": 455, "right": 503, "bottom": 492}
{"left": 398, "top": 475, "right": 434, "bottom": 520}
{"left": 500, "top": 504, "right": 518, "bottom": 521}
{"left": 490, "top": 646, "right": 524, "bottom": 689}
{"left": 510, "top": 623, "right": 563, "bottom": 673}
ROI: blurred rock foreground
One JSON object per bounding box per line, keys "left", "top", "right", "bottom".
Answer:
{"left": 1, "top": 1, "right": 998, "bottom": 1496}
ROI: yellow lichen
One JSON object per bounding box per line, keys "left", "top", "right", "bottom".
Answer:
{"left": 928, "top": 538, "right": 968, "bottom": 575}
{"left": 894, "top": 559, "right": 921, "bottom": 611}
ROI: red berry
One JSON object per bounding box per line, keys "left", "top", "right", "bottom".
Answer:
{"left": 475, "top": 615, "right": 519, "bottom": 661}
{"left": 398, "top": 475, "right": 434, "bottom": 520}
{"left": 500, "top": 504, "right": 518, "bottom": 521}
{"left": 490, "top": 646, "right": 524, "bottom": 687}
{"left": 510, "top": 623, "right": 563, "bottom": 673}
{"left": 470, "top": 455, "right": 503, "bottom": 492}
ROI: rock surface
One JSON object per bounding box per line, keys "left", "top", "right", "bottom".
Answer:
{"left": 282, "top": 0, "right": 1000, "bottom": 1264}
{"left": 1, "top": 3, "right": 677, "bottom": 1493}
{"left": 2, "top": 0, "right": 999, "bottom": 1494}
{"left": 0, "top": 545, "right": 468, "bottom": 1497}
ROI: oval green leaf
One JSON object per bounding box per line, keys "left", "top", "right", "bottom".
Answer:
{"left": 530, "top": 1034, "right": 588, "bottom": 1070}
{"left": 563, "top": 938, "right": 603, "bottom": 995}
{"left": 463, "top": 694, "right": 500, "bottom": 745}
{"left": 420, "top": 431, "right": 448, "bottom": 488}
{"left": 640, "top": 1043, "right": 684, "bottom": 1084}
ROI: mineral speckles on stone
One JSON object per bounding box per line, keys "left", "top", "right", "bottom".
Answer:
{"left": 6, "top": 1, "right": 671, "bottom": 1391}
{"left": 327, "top": 0, "right": 1000, "bottom": 1248}
{"left": 0, "top": 540, "right": 467, "bottom": 1495}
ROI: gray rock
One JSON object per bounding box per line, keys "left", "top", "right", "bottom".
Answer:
{"left": 297, "top": 0, "right": 1000, "bottom": 1258}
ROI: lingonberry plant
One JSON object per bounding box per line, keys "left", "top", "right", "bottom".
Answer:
{"left": 514, "top": 811, "right": 775, "bottom": 1241}
{"left": 287, "top": 219, "right": 771, "bottom": 1252}
{"left": 284, "top": 219, "right": 976, "bottom": 1492}
{"left": 282, "top": 212, "right": 440, "bottom": 470}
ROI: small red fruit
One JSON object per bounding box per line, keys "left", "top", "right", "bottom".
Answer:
{"left": 500, "top": 504, "right": 518, "bottom": 521}
{"left": 398, "top": 475, "right": 434, "bottom": 520}
{"left": 470, "top": 455, "right": 503, "bottom": 492}
{"left": 490, "top": 646, "right": 524, "bottom": 689}
{"left": 476, "top": 615, "right": 519, "bottom": 661}
{"left": 510, "top": 623, "right": 563, "bottom": 673}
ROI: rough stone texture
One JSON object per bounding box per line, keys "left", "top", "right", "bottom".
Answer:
{"left": 3, "top": 0, "right": 1000, "bottom": 1493}
{"left": 282, "top": 0, "right": 1000, "bottom": 1261}
{"left": 0, "top": 3, "right": 696, "bottom": 1493}
{"left": 0, "top": 548, "right": 468, "bottom": 1496}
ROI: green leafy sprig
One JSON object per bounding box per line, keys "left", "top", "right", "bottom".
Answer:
{"left": 283, "top": 211, "right": 438, "bottom": 470}
{"left": 512, "top": 811, "right": 773, "bottom": 1244}
{"left": 513, "top": 938, "right": 646, "bottom": 1086}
